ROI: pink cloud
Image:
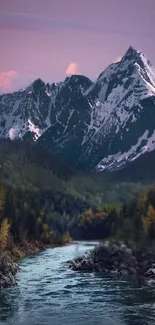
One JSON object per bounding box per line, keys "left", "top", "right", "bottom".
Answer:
{"left": 66, "top": 62, "right": 79, "bottom": 75}
{"left": 0, "top": 70, "right": 18, "bottom": 92}
{"left": 113, "top": 56, "right": 122, "bottom": 63}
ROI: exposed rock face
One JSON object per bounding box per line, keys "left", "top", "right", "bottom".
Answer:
{"left": 0, "top": 47, "right": 155, "bottom": 171}
{"left": 69, "top": 242, "right": 155, "bottom": 279}
{"left": 0, "top": 253, "right": 18, "bottom": 288}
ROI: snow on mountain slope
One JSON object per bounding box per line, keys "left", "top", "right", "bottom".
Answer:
{"left": 0, "top": 46, "right": 155, "bottom": 171}
{"left": 0, "top": 80, "right": 49, "bottom": 140}
{"left": 87, "top": 47, "right": 155, "bottom": 129}
{"left": 96, "top": 129, "right": 155, "bottom": 171}
{"left": 69, "top": 47, "right": 155, "bottom": 170}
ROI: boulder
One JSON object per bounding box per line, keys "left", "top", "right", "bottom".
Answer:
{"left": 145, "top": 268, "right": 155, "bottom": 277}
{"left": 68, "top": 242, "right": 155, "bottom": 279}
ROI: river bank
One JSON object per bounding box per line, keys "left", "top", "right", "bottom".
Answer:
{"left": 1, "top": 242, "right": 155, "bottom": 325}
{"left": 0, "top": 241, "right": 46, "bottom": 289}
{"left": 2, "top": 239, "right": 155, "bottom": 290}
{"left": 0, "top": 239, "right": 72, "bottom": 289}
{"left": 0, "top": 253, "right": 18, "bottom": 288}
{"left": 69, "top": 241, "right": 155, "bottom": 280}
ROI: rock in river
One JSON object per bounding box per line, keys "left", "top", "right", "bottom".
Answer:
{"left": 69, "top": 242, "right": 155, "bottom": 279}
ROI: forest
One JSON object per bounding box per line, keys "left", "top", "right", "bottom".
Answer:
{"left": 0, "top": 139, "right": 155, "bottom": 258}
{"left": 71, "top": 189, "right": 155, "bottom": 246}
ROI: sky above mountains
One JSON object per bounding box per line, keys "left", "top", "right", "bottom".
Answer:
{"left": 0, "top": 0, "right": 155, "bottom": 93}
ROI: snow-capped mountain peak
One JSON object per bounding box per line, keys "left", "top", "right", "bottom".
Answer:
{"left": 0, "top": 46, "right": 155, "bottom": 171}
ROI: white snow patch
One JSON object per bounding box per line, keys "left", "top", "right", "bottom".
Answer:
{"left": 28, "top": 119, "right": 43, "bottom": 140}
{"left": 9, "top": 126, "right": 20, "bottom": 140}
{"left": 46, "top": 107, "right": 52, "bottom": 128}
{"left": 45, "top": 90, "right": 51, "bottom": 97}
{"left": 123, "top": 77, "right": 128, "bottom": 83}
{"left": 131, "top": 115, "right": 137, "bottom": 122}
{"left": 96, "top": 130, "right": 151, "bottom": 171}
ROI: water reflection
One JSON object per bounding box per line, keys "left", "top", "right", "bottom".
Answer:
{"left": 0, "top": 286, "right": 20, "bottom": 322}
{"left": 118, "top": 277, "right": 155, "bottom": 325}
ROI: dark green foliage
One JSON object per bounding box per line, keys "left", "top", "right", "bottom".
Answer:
{"left": 69, "top": 205, "right": 121, "bottom": 240}
{"left": 70, "top": 188, "right": 155, "bottom": 244}
{"left": 1, "top": 139, "right": 155, "bottom": 246}
{"left": 3, "top": 186, "right": 88, "bottom": 244}
{"left": 0, "top": 140, "right": 90, "bottom": 245}
{"left": 0, "top": 139, "right": 152, "bottom": 207}
{"left": 0, "top": 139, "right": 74, "bottom": 180}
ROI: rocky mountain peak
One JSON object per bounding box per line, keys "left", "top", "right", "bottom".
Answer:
{"left": 30, "top": 78, "right": 46, "bottom": 94}
{"left": 0, "top": 47, "right": 155, "bottom": 171}
{"left": 124, "top": 45, "right": 139, "bottom": 56}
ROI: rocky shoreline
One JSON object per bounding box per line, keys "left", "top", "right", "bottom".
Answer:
{"left": 0, "top": 253, "right": 18, "bottom": 289}
{"left": 69, "top": 242, "right": 155, "bottom": 280}
{"left": 0, "top": 241, "right": 70, "bottom": 289}
{"left": 0, "top": 242, "right": 47, "bottom": 289}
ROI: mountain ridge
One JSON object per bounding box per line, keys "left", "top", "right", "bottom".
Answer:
{"left": 0, "top": 46, "right": 155, "bottom": 171}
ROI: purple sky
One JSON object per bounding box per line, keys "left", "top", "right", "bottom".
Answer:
{"left": 0, "top": 0, "right": 155, "bottom": 92}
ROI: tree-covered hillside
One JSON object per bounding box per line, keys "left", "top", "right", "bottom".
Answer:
{"left": 72, "top": 187, "right": 155, "bottom": 246}
{"left": 0, "top": 139, "right": 154, "bottom": 205}
{"left": 0, "top": 139, "right": 155, "bottom": 253}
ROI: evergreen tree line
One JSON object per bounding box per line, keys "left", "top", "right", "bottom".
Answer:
{"left": 72, "top": 188, "right": 155, "bottom": 245}
{"left": 0, "top": 138, "right": 155, "bottom": 254}
{"left": 0, "top": 181, "right": 89, "bottom": 252}
{"left": 1, "top": 172, "right": 155, "bottom": 251}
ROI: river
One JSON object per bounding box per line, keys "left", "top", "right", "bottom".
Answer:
{"left": 0, "top": 242, "right": 155, "bottom": 325}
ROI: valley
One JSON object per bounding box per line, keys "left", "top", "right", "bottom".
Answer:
{"left": 1, "top": 47, "right": 155, "bottom": 325}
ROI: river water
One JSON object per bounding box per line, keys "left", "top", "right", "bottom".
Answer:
{"left": 0, "top": 242, "right": 155, "bottom": 325}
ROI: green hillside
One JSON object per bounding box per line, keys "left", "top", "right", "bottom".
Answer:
{"left": 0, "top": 139, "right": 155, "bottom": 253}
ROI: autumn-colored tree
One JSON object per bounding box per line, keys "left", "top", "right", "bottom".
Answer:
{"left": 49, "top": 230, "right": 57, "bottom": 243}
{"left": 143, "top": 204, "right": 155, "bottom": 239}
{"left": 63, "top": 231, "right": 72, "bottom": 243}
{"left": 0, "top": 218, "right": 10, "bottom": 250}
{"left": 137, "top": 192, "right": 148, "bottom": 214}
{"left": 41, "top": 223, "right": 50, "bottom": 243}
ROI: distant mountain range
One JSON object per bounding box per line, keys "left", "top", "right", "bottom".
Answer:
{"left": 0, "top": 46, "right": 155, "bottom": 171}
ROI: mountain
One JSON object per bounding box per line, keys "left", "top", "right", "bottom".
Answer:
{"left": 101, "top": 149, "right": 155, "bottom": 183}
{"left": 0, "top": 46, "right": 155, "bottom": 171}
